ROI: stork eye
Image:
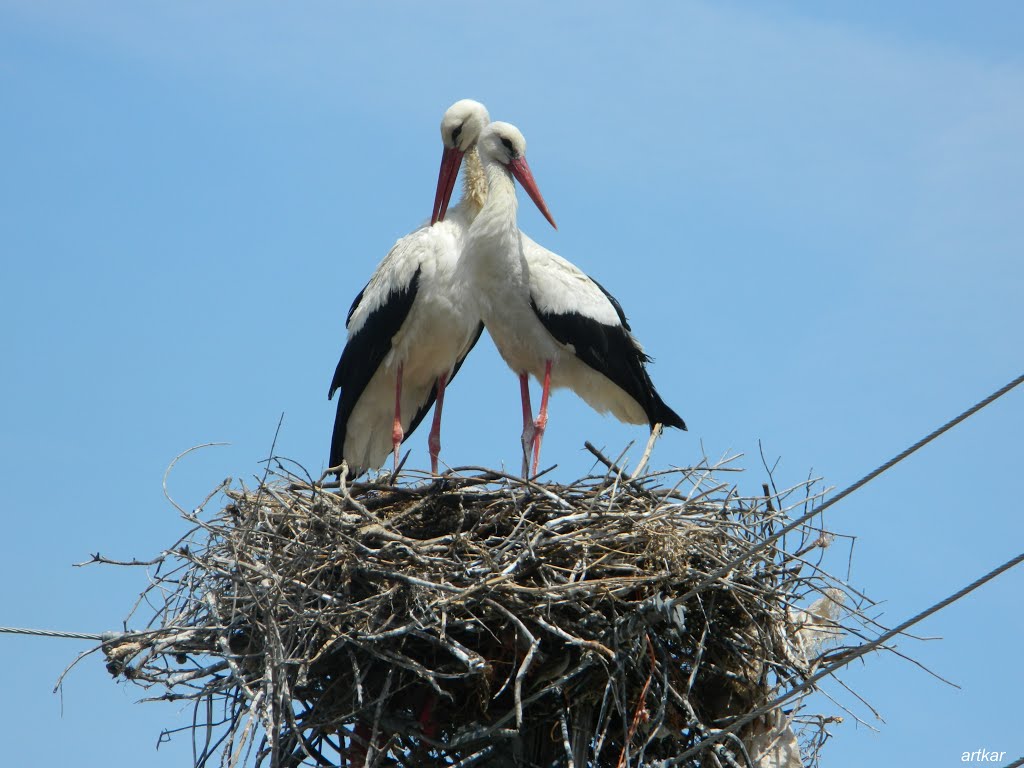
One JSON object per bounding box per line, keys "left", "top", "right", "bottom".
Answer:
{"left": 500, "top": 136, "right": 514, "bottom": 153}
{"left": 452, "top": 125, "right": 463, "bottom": 144}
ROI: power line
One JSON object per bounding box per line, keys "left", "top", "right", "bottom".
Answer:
{"left": 4, "top": 372, "right": 1023, "bottom": 764}
{"left": 674, "top": 371, "right": 1024, "bottom": 605}
{"left": 0, "top": 626, "right": 119, "bottom": 642}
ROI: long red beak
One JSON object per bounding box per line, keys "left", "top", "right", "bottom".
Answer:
{"left": 508, "top": 156, "right": 557, "bottom": 230}
{"left": 432, "top": 145, "right": 465, "bottom": 225}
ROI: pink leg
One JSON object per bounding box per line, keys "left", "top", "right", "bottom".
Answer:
{"left": 519, "top": 373, "right": 535, "bottom": 478}
{"left": 392, "top": 364, "right": 404, "bottom": 474}
{"left": 428, "top": 373, "right": 448, "bottom": 475}
{"left": 531, "top": 361, "right": 553, "bottom": 477}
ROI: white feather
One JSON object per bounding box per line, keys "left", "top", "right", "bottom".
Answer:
{"left": 522, "top": 233, "right": 621, "bottom": 326}
{"left": 330, "top": 100, "right": 492, "bottom": 475}
{"left": 460, "top": 124, "right": 650, "bottom": 426}
{"left": 340, "top": 214, "right": 479, "bottom": 472}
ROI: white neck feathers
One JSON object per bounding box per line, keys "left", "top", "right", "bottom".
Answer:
{"left": 461, "top": 157, "right": 523, "bottom": 273}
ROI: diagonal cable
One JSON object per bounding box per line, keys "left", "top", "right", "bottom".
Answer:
{"left": 675, "top": 372, "right": 1024, "bottom": 603}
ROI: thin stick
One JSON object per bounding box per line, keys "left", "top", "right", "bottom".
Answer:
{"left": 630, "top": 424, "right": 663, "bottom": 480}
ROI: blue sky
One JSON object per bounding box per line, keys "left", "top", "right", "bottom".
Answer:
{"left": 1, "top": 2, "right": 1022, "bottom": 765}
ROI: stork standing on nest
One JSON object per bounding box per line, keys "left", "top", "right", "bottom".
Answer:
{"left": 441, "top": 122, "right": 686, "bottom": 476}
{"left": 328, "top": 100, "right": 491, "bottom": 476}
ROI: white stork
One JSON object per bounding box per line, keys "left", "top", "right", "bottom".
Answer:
{"left": 447, "top": 122, "right": 686, "bottom": 476}
{"left": 327, "top": 100, "right": 491, "bottom": 476}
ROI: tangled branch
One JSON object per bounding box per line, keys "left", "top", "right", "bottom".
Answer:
{"left": 97, "top": 454, "right": 865, "bottom": 767}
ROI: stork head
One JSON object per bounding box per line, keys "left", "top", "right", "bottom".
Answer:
{"left": 441, "top": 99, "right": 489, "bottom": 152}
{"left": 478, "top": 122, "right": 557, "bottom": 230}
{"left": 432, "top": 99, "right": 490, "bottom": 225}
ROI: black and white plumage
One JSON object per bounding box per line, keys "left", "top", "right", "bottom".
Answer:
{"left": 327, "top": 100, "right": 490, "bottom": 476}
{"left": 449, "top": 122, "right": 686, "bottom": 475}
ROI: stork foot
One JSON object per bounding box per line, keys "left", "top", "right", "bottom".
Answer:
{"left": 391, "top": 363, "right": 404, "bottom": 476}
{"left": 391, "top": 421, "right": 404, "bottom": 475}
{"left": 428, "top": 373, "right": 448, "bottom": 476}
{"left": 520, "top": 423, "right": 536, "bottom": 478}
{"left": 531, "top": 360, "right": 553, "bottom": 478}
{"left": 530, "top": 415, "right": 547, "bottom": 478}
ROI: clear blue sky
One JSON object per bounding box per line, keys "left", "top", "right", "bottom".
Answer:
{"left": 2, "top": 2, "right": 1021, "bottom": 765}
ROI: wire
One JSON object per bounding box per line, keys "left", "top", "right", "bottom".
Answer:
{"left": 4, "top": 372, "right": 1023, "bottom": 765}
{"left": 674, "top": 371, "right": 1024, "bottom": 605}
{"left": 0, "top": 626, "right": 120, "bottom": 642}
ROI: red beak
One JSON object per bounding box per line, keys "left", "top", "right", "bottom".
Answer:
{"left": 432, "top": 145, "right": 465, "bottom": 225}
{"left": 508, "top": 156, "right": 557, "bottom": 230}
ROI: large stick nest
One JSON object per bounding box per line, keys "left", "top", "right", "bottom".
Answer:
{"left": 99, "top": 451, "right": 859, "bottom": 767}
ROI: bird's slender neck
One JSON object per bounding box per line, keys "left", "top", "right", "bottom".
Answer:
{"left": 461, "top": 155, "right": 521, "bottom": 272}
{"left": 460, "top": 146, "right": 488, "bottom": 212}
{"left": 478, "top": 157, "right": 518, "bottom": 225}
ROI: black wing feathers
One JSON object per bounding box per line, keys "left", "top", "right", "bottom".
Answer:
{"left": 588, "top": 276, "right": 631, "bottom": 331}
{"left": 328, "top": 267, "right": 422, "bottom": 470}
{"left": 530, "top": 289, "right": 686, "bottom": 431}
{"left": 345, "top": 281, "right": 369, "bottom": 327}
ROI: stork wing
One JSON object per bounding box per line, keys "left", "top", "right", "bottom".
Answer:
{"left": 521, "top": 233, "right": 624, "bottom": 326}
{"left": 328, "top": 229, "right": 431, "bottom": 470}
{"left": 522, "top": 234, "right": 686, "bottom": 430}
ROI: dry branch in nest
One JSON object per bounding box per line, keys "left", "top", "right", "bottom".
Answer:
{"left": 97, "top": 451, "right": 864, "bottom": 768}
